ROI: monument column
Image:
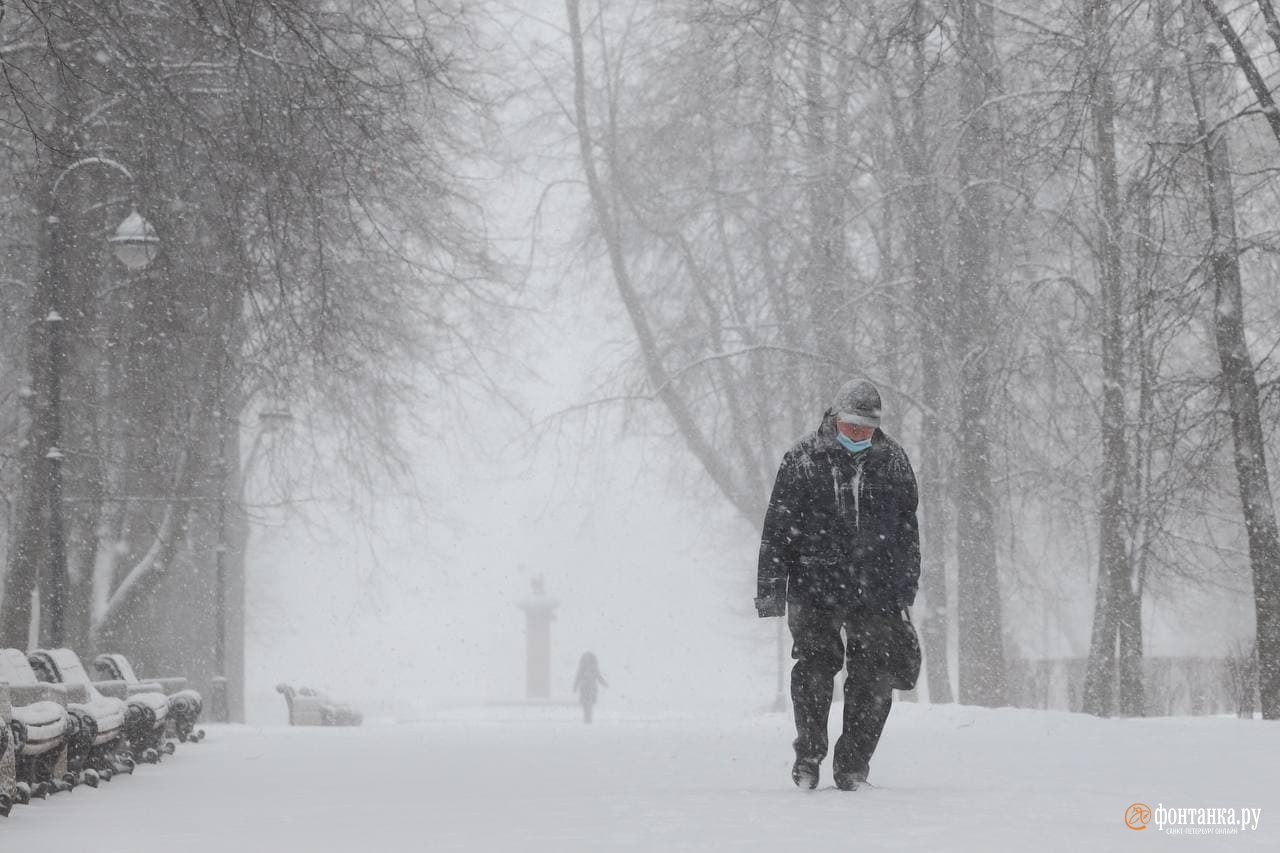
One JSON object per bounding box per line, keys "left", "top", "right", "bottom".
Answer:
{"left": 517, "top": 577, "right": 559, "bottom": 699}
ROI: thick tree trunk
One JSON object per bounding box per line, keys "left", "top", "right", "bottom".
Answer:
{"left": 953, "top": 0, "right": 1007, "bottom": 707}
{"left": 1081, "top": 0, "right": 1143, "bottom": 718}
{"left": 1200, "top": 132, "right": 1280, "bottom": 720}
{"left": 1185, "top": 26, "right": 1280, "bottom": 719}
{"left": 0, "top": 180, "right": 54, "bottom": 648}
{"left": 0, "top": 137, "right": 68, "bottom": 649}
{"left": 905, "top": 0, "right": 954, "bottom": 704}
{"left": 802, "top": 0, "right": 846, "bottom": 394}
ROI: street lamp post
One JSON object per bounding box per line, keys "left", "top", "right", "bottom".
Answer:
{"left": 41, "top": 157, "right": 159, "bottom": 646}
{"left": 212, "top": 406, "right": 292, "bottom": 722}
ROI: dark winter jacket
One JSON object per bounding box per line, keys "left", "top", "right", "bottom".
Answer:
{"left": 757, "top": 413, "right": 920, "bottom": 614}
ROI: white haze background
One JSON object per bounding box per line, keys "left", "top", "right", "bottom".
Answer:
{"left": 242, "top": 283, "right": 760, "bottom": 721}
{"left": 231, "top": 2, "right": 1254, "bottom": 726}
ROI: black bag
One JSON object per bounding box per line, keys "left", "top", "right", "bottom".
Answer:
{"left": 884, "top": 609, "right": 922, "bottom": 691}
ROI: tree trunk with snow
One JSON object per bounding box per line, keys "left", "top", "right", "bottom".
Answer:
{"left": 894, "top": 0, "right": 954, "bottom": 704}
{"left": 1192, "top": 109, "right": 1280, "bottom": 720}
{"left": 801, "top": 0, "right": 850, "bottom": 394}
{"left": 1081, "top": 0, "right": 1143, "bottom": 718}
{"left": 952, "top": 0, "right": 1007, "bottom": 708}
{"left": 1182, "top": 19, "right": 1280, "bottom": 716}
{"left": 565, "top": 0, "right": 760, "bottom": 525}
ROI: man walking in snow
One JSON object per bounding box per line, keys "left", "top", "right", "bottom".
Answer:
{"left": 755, "top": 379, "right": 920, "bottom": 791}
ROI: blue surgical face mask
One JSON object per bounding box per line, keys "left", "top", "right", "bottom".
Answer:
{"left": 836, "top": 432, "right": 872, "bottom": 454}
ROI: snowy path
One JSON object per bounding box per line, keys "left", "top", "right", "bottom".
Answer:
{"left": 2, "top": 703, "right": 1277, "bottom": 851}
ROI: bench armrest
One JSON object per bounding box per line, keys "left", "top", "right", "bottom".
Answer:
{"left": 148, "top": 677, "right": 189, "bottom": 693}
{"left": 61, "top": 683, "right": 89, "bottom": 705}
{"left": 92, "top": 680, "right": 131, "bottom": 700}
{"left": 128, "top": 682, "right": 165, "bottom": 696}
{"left": 8, "top": 682, "right": 69, "bottom": 707}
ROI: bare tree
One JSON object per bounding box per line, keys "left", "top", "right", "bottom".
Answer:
{"left": 550, "top": 0, "right": 1277, "bottom": 713}
{"left": 1185, "top": 9, "right": 1280, "bottom": 719}
{"left": 879, "top": 0, "right": 956, "bottom": 704}
{"left": 1081, "top": 0, "right": 1143, "bottom": 718}
{"left": 0, "top": 0, "right": 497, "bottom": 716}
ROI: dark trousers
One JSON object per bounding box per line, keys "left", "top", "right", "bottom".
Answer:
{"left": 788, "top": 603, "right": 895, "bottom": 779}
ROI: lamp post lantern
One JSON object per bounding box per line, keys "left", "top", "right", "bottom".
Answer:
{"left": 41, "top": 157, "right": 158, "bottom": 646}
{"left": 108, "top": 207, "right": 161, "bottom": 271}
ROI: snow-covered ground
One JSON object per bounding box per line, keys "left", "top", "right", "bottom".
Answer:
{"left": 2, "top": 702, "right": 1277, "bottom": 851}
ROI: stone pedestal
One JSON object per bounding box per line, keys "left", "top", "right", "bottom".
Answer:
{"left": 517, "top": 578, "right": 559, "bottom": 699}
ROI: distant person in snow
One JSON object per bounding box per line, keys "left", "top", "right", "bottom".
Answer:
{"left": 572, "top": 652, "right": 608, "bottom": 723}
{"left": 756, "top": 379, "right": 920, "bottom": 791}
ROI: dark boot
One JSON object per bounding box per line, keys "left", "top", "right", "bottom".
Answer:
{"left": 791, "top": 756, "right": 820, "bottom": 790}
{"left": 833, "top": 768, "right": 867, "bottom": 791}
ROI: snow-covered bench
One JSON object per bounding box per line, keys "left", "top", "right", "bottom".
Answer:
{"left": 25, "top": 649, "right": 144, "bottom": 776}
{"left": 1, "top": 683, "right": 13, "bottom": 816}
{"left": 93, "top": 653, "right": 205, "bottom": 744}
{"left": 276, "top": 684, "right": 363, "bottom": 727}
{"left": 0, "top": 649, "right": 74, "bottom": 801}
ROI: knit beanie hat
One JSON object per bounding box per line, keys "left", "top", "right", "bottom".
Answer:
{"left": 831, "top": 379, "right": 882, "bottom": 428}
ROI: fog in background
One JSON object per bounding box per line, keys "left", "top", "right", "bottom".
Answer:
{"left": 238, "top": 0, "right": 1249, "bottom": 712}
{"left": 0, "top": 0, "right": 1263, "bottom": 724}
{"left": 242, "top": 251, "right": 758, "bottom": 722}
{"left": 235, "top": 0, "right": 1257, "bottom": 716}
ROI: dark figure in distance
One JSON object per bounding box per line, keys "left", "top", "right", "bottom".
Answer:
{"left": 572, "top": 652, "right": 608, "bottom": 723}
{"left": 756, "top": 379, "right": 920, "bottom": 791}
